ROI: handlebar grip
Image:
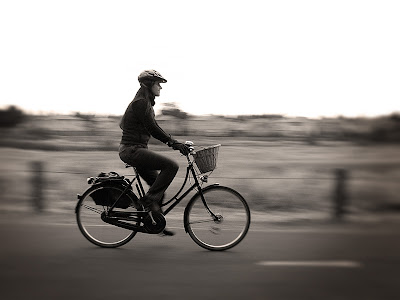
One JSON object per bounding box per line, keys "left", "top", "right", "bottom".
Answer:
{"left": 185, "top": 141, "right": 194, "bottom": 147}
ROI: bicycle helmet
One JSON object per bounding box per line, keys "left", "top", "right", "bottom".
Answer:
{"left": 138, "top": 70, "right": 167, "bottom": 83}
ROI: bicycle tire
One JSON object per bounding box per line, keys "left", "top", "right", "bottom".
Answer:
{"left": 184, "top": 185, "right": 250, "bottom": 251}
{"left": 76, "top": 184, "right": 139, "bottom": 248}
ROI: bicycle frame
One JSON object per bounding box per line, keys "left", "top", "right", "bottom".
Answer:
{"left": 108, "top": 155, "right": 218, "bottom": 220}
{"left": 160, "top": 163, "right": 202, "bottom": 215}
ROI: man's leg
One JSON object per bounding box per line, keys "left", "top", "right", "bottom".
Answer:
{"left": 136, "top": 168, "right": 158, "bottom": 187}
{"left": 136, "top": 155, "right": 177, "bottom": 236}
{"left": 136, "top": 168, "right": 165, "bottom": 208}
{"left": 130, "top": 148, "right": 178, "bottom": 205}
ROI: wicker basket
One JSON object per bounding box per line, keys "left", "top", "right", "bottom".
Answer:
{"left": 193, "top": 144, "right": 221, "bottom": 174}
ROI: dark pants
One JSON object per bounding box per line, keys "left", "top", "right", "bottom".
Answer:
{"left": 119, "top": 144, "right": 179, "bottom": 203}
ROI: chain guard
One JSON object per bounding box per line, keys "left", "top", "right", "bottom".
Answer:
{"left": 101, "top": 211, "right": 166, "bottom": 234}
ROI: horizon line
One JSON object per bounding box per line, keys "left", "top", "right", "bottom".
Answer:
{"left": 1, "top": 105, "right": 399, "bottom": 120}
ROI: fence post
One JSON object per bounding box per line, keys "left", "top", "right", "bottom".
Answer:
{"left": 31, "top": 161, "right": 45, "bottom": 212}
{"left": 333, "top": 168, "right": 348, "bottom": 220}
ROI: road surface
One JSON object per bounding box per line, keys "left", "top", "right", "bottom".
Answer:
{"left": 1, "top": 212, "right": 399, "bottom": 300}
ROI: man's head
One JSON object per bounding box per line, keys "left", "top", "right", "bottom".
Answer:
{"left": 138, "top": 70, "right": 167, "bottom": 96}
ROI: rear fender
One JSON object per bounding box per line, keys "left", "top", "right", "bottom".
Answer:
{"left": 75, "top": 194, "right": 83, "bottom": 214}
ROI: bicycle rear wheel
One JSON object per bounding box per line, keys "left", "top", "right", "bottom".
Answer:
{"left": 76, "top": 185, "right": 139, "bottom": 248}
{"left": 185, "top": 185, "right": 250, "bottom": 251}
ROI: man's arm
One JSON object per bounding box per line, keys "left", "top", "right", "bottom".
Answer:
{"left": 135, "top": 99, "right": 173, "bottom": 144}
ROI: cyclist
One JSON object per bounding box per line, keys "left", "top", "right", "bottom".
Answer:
{"left": 119, "top": 70, "right": 189, "bottom": 236}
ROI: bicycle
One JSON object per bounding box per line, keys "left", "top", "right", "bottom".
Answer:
{"left": 75, "top": 142, "right": 251, "bottom": 251}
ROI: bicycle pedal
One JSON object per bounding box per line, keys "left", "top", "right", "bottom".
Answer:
{"left": 148, "top": 211, "right": 157, "bottom": 225}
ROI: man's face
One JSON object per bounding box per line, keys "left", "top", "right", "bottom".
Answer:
{"left": 151, "top": 82, "right": 162, "bottom": 97}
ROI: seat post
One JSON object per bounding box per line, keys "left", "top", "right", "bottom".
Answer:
{"left": 124, "top": 163, "right": 145, "bottom": 197}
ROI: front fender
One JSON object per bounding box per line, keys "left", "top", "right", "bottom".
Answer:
{"left": 183, "top": 184, "right": 220, "bottom": 233}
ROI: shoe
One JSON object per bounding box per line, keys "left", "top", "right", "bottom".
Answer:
{"left": 159, "top": 228, "right": 175, "bottom": 237}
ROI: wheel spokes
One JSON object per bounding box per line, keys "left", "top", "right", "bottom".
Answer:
{"left": 189, "top": 218, "right": 216, "bottom": 225}
{"left": 186, "top": 186, "right": 250, "bottom": 251}
{"left": 81, "top": 203, "right": 104, "bottom": 215}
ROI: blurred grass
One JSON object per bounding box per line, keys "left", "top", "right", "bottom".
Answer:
{"left": 1, "top": 141, "right": 399, "bottom": 216}
{"left": 0, "top": 114, "right": 399, "bottom": 217}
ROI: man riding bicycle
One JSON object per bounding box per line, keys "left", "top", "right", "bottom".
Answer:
{"left": 118, "top": 70, "right": 189, "bottom": 236}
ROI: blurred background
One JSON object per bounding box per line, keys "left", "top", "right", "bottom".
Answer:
{"left": 1, "top": 104, "right": 399, "bottom": 221}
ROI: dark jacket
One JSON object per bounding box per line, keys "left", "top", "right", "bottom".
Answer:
{"left": 120, "top": 86, "right": 172, "bottom": 147}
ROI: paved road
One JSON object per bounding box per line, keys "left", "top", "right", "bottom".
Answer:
{"left": 1, "top": 213, "right": 400, "bottom": 300}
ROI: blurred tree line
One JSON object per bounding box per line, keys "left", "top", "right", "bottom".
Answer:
{"left": 0, "top": 106, "right": 25, "bottom": 127}
{"left": 161, "top": 103, "right": 188, "bottom": 119}
{"left": 1, "top": 105, "right": 400, "bottom": 150}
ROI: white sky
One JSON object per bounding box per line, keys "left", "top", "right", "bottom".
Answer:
{"left": 0, "top": 0, "right": 399, "bottom": 118}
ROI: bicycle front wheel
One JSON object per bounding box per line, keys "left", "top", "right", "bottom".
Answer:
{"left": 185, "top": 185, "right": 250, "bottom": 251}
{"left": 76, "top": 185, "right": 139, "bottom": 248}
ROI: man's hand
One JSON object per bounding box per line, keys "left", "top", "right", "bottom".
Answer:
{"left": 171, "top": 142, "right": 190, "bottom": 156}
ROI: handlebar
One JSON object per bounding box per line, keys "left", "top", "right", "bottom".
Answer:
{"left": 184, "top": 141, "right": 196, "bottom": 155}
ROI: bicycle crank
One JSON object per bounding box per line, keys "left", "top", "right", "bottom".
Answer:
{"left": 143, "top": 212, "right": 166, "bottom": 234}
